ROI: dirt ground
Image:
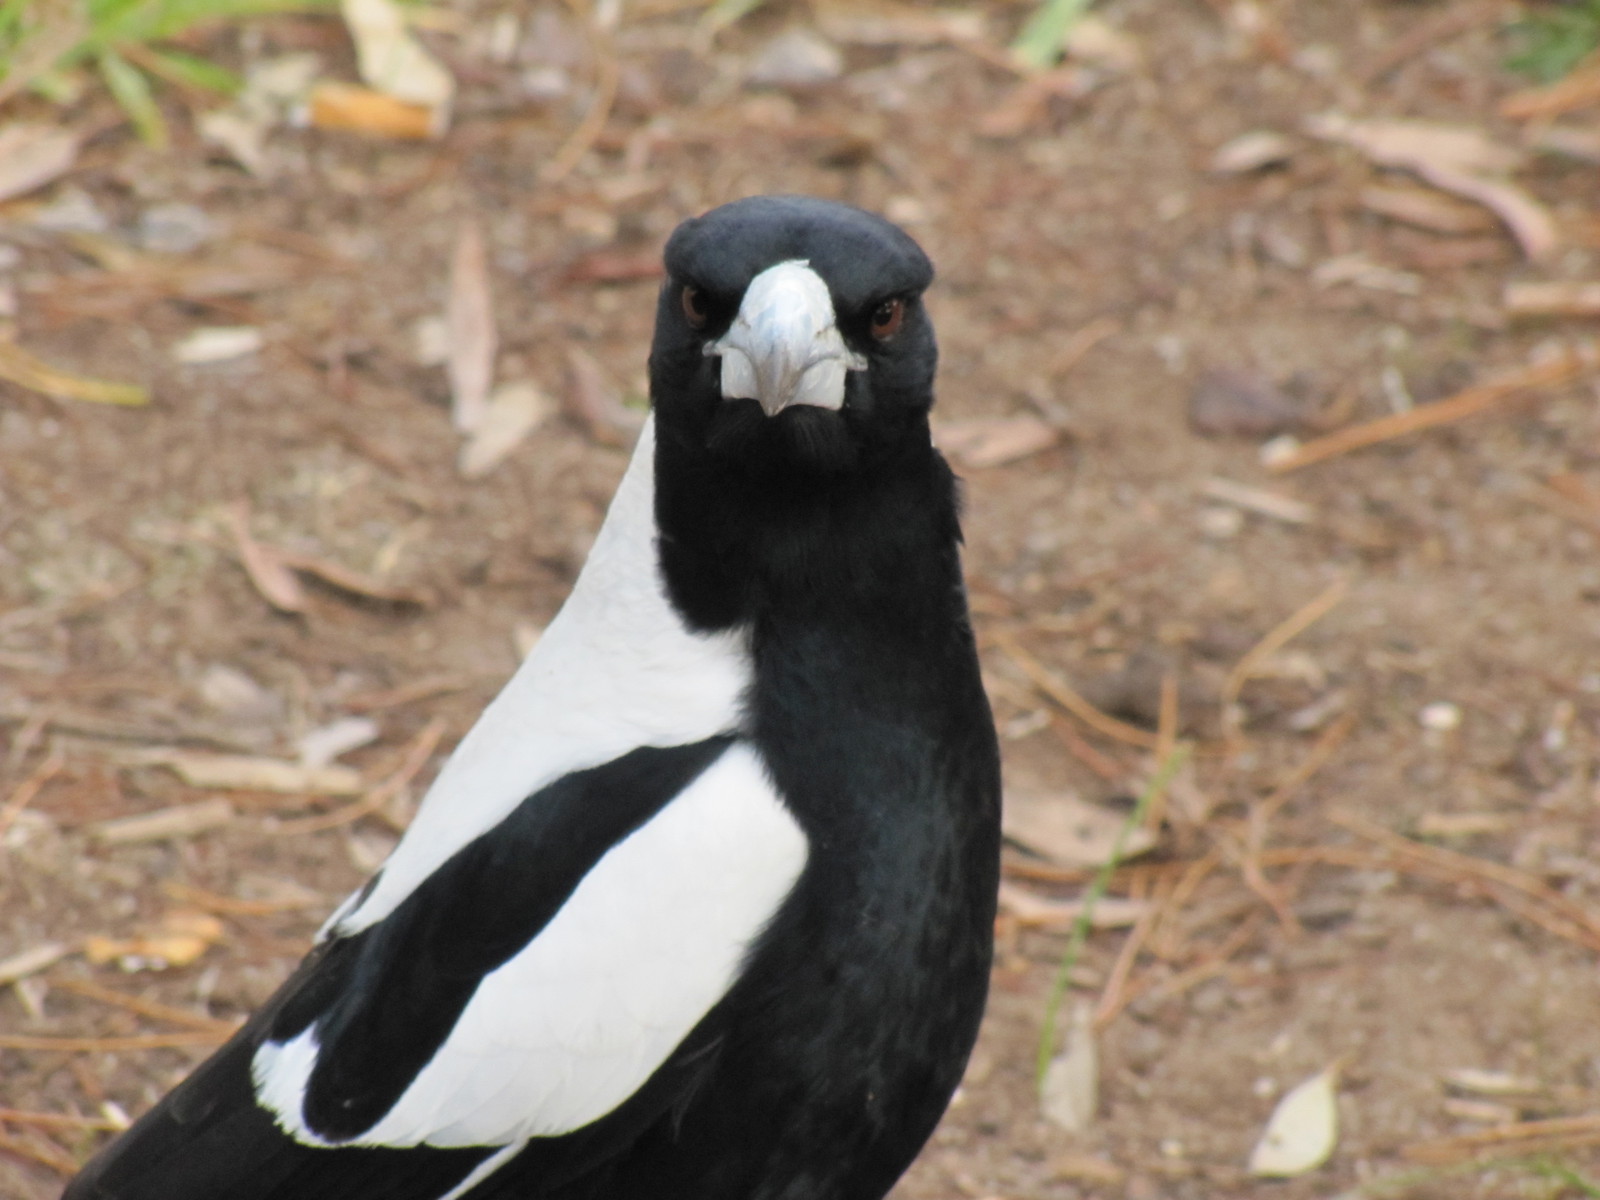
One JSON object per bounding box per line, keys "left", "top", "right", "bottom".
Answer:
{"left": 5, "top": 0, "right": 1600, "bottom": 1196}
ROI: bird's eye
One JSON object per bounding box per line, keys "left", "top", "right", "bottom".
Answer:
{"left": 681, "top": 285, "right": 709, "bottom": 330}
{"left": 870, "top": 298, "right": 905, "bottom": 341}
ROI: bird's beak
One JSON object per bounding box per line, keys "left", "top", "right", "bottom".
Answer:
{"left": 706, "top": 260, "right": 868, "bottom": 417}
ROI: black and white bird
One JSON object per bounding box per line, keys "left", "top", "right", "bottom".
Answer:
{"left": 66, "top": 194, "right": 1001, "bottom": 1200}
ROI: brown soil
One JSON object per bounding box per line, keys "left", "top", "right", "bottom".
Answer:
{"left": 5, "top": 2, "right": 1600, "bottom": 1198}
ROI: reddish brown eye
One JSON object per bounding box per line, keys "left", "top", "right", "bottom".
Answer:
{"left": 870, "top": 298, "right": 905, "bottom": 341}
{"left": 681, "top": 285, "right": 709, "bottom": 330}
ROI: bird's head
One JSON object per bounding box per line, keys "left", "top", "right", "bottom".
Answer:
{"left": 650, "top": 195, "right": 936, "bottom": 476}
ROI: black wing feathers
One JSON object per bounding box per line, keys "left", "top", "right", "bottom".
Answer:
{"left": 67, "top": 736, "right": 736, "bottom": 1198}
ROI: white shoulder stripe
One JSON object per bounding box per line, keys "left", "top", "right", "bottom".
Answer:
{"left": 329, "top": 416, "right": 752, "bottom": 937}
{"left": 255, "top": 741, "right": 808, "bottom": 1149}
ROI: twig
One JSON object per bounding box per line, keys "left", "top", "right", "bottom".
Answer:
{"left": 54, "top": 978, "right": 237, "bottom": 1034}
{"left": 1501, "top": 60, "right": 1600, "bottom": 121}
{"left": 1221, "top": 578, "right": 1349, "bottom": 742}
{"left": 1049, "top": 315, "right": 1121, "bottom": 379}
{"left": 1035, "top": 744, "right": 1192, "bottom": 1084}
{"left": 1359, "top": 1, "right": 1499, "bottom": 84}
{"left": 1049, "top": 715, "right": 1129, "bottom": 784}
{"left": 1404, "top": 1113, "right": 1600, "bottom": 1164}
{"left": 0, "top": 751, "right": 63, "bottom": 844}
{"left": 0, "top": 1030, "right": 233, "bottom": 1052}
{"left": 1093, "top": 872, "right": 1170, "bottom": 1029}
{"left": 0, "top": 1127, "right": 78, "bottom": 1175}
{"left": 0, "top": 1107, "right": 121, "bottom": 1132}
{"left": 1266, "top": 353, "right": 1591, "bottom": 473}
{"left": 160, "top": 880, "right": 323, "bottom": 916}
{"left": 543, "top": 25, "right": 620, "bottom": 182}
{"left": 269, "top": 718, "right": 445, "bottom": 837}
{"left": 992, "top": 630, "right": 1159, "bottom": 749}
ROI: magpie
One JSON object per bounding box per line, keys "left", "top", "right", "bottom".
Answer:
{"left": 65, "top": 194, "right": 1001, "bottom": 1200}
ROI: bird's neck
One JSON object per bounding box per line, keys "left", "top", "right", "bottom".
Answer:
{"left": 651, "top": 412, "right": 966, "bottom": 642}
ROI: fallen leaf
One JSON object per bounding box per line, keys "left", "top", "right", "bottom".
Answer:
{"left": 0, "top": 942, "right": 72, "bottom": 987}
{"left": 0, "top": 341, "right": 148, "bottom": 406}
{"left": 1249, "top": 1064, "right": 1340, "bottom": 1177}
{"left": 341, "top": 0, "right": 454, "bottom": 110}
{"left": 173, "top": 326, "right": 263, "bottom": 364}
{"left": 142, "top": 751, "right": 363, "bottom": 795}
{"left": 276, "top": 549, "right": 433, "bottom": 608}
{"left": 1003, "top": 790, "right": 1155, "bottom": 868}
{"left": 1210, "top": 130, "right": 1296, "bottom": 174}
{"left": 459, "top": 380, "right": 552, "bottom": 478}
{"left": 91, "top": 798, "right": 236, "bottom": 844}
{"left": 448, "top": 219, "right": 496, "bottom": 434}
{"left": 1359, "top": 184, "right": 1498, "bottom": 235}
{"left": 936, "top": 417, "right": 1061, "bottom": 469}
{"left": 1442, "top": 1068, "right": 1541, "bottom": 1097}
{"left": 996, "top": 882, "right": 1147, "bottom": 929}
{"left": 83, "top": 911, "right": 225, "bottom": 971}
{"left": 296, "top": 716, "right": 380, "bottom": 768}
{"left": 308, "top": 81, "right": 438, "bottom": 139}
{"left": 226, "top": 502, "right": 307, "bottom": 614}
{"left": 1041, "top": 1001, "right": 1098, "bottom": 1131}
{"left": 566, "top": 346, "right": 646, "bottom": 446}
{"left": 0, "top": 124, "right": 79, "bottom": 204}
{"left": 1504, "top": 281, "right": 1600, "bottom": 318}
{"left": 1306, "top": 113, "right": 1557, "bottom": 261}
{"left": 746, "top": 28, "right": 844, "bottom": 89}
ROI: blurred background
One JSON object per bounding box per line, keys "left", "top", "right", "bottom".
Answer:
{"left": 3, "top": 0, "right": 1600, "bottom": 1196}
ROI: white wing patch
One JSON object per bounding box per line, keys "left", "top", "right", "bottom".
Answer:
{"left": 254, "top": 742, "right": 808, "bottom": 1149}
{"left": 327, "top": 416, "right": 752, "bottom": 938}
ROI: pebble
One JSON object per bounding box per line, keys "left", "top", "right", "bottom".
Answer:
{"left": 1419, "top": 700, "right": 1463, "bottom": 732}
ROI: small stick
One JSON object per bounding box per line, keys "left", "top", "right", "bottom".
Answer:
{"left": 1093, "top": 872, "right": 1170, "bottom": 1029}
{"left": 1049, "top": 715, "right": 1129, "bottom": 784}
{"left": 1266, "top": 353, "right": 1589, "bottom": 473}
{"left": 0, "top": 1030, "right": 233, "bottom": 1052}
{"left": 1404, "top": 1112, "right": 1600, "bottom": 1164}
{"left": 1221, "top": 578, "right": 1349, "bottom": 742}
{"left": 1145, "top": 911, "right": 1266, "bottom": 1004}
{"left": 269, "top": 718, "right": 445, "bottom": 837}
{"left": 160, "top": 880, "right": 322, "bottom": 916}
{"left": 0, "top": 1107, "right": 121, "bottom": 1132}
{"left": 1145, "top": 675, "right": 1180, "bottom": 831}
{"left": 543, "top": 26, "right": 620, "bottom": 183}
{"left": 992, "top": 630, "right": 1159, "bottom": 749}
{"left": 1049, "top": 315, "right": 1121, "bottom": 379}
{"left": 0, "top": 1127, "right": 78, "bottom": 1175}
{"left": 0, "top": 751, "right": 63, "bottom": 843}
{"left": 54, "top": 978, "right": 237, "bottom": 1034}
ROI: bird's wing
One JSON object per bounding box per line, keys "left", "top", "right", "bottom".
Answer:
{"left": 254, "top": 735, "right": 807, "bottom": 1149}
{"left": 70, "top": 737, "right": 807, "bottom": 1200}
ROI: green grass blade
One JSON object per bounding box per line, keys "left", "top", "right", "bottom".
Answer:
{"left": 698, "top": 0, "right": 768, "bottom": 38}
{"left": 1012, "top": 0, "right": 1092, "bottom": 72}
{"left": 1034, "top": 743, "right": 1192, "bottom": 1086}
{"left": 98, "top": 47, "right": 169, "bottom": 147}
{"left": 139, "top": 45, "right": 238, "bottom": 92}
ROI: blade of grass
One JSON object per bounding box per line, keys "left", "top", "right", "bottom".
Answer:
{"left": 98, "top": 47, "right": 168, "bottom": 146}
{"left": 1035, "top": 742, "right": 1192, "bottom": 1085}
{"left": 128, "top": 45, "right": 239, "bottom": 93}
{"left": 1012, "top": 0, "right": 1091, "bottom": 72}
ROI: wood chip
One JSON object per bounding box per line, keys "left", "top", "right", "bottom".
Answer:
{"left": 1249, "top": 1064, "right": 1341, "bottom": 1177}
{"left": 172, "top": 326, "right": 263, "bottom": 364}
{"left": 1210, "top": 130, "right": 1296, "bottom": 174}
{"left": 1504, "top": 281, "right": 1600, "bottom": 318}
{"left": 447, "top": 219, "right": 496, "bottom": 433}
{"left": 1443, "top": 1068, "right": 1542, "bottom": 1097}
{"left": 276, "top": 548, "right": 433, "bottom": 609}
{"left": 83, "top": 911, "right": 226, "bottom": 970}
{"left": 1415, "top": 812, "right": 1513, "bottom": 837}
{"left": 140, "top": 751, "right": 363, "bottom": 795}
{"left": 341, "top": 0, "right": 454, "bottom": 110}
{"left": 1200, "top": 477, "right": 1314, "bottom": 524}
{"left": 91, "top": 798, "right": 236, "bottom": 844}
{"left": 936, "top": 416, "right": 1061, "bottom": 469}
{"left": 307, "top": 81, "right": 438, "bottom": 139}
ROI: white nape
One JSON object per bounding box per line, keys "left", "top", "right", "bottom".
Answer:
{"left": 324, "top": 416, "right": 752, "bottom": 939}
{"left": 254, "top": 741, "right": 808, "bottom": 1149}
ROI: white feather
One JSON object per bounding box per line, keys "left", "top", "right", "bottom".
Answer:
{"left": 255, "top": 741, "right": 808, "bottom": 1149}
{"left": 325, "top": 416, "right": 752, "bottom": 938}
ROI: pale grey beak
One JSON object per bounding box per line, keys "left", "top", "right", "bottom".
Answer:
{"left": 706, "top": 260, "right": 868, "bottom": 417}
